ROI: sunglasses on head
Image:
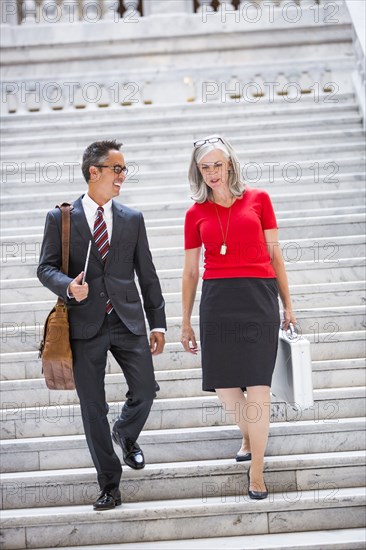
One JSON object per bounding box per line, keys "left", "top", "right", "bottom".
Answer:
{"left": 193, "top": 137, "right": 224, "bottom": 148}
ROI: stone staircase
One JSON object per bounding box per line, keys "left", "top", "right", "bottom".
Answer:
{"left": 0, "top": 86, "right": 365, "bottom": 548}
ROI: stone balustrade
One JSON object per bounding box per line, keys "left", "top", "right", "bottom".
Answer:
{"left": 1, "top": 0, "right": 325, "bottom": 25}
{"left": 1, "top": 63, "right": 346, "bottom": 115}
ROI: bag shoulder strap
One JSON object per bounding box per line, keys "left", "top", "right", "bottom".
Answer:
{"left": 56, "top": 202, "right": 73, "bottom": 275}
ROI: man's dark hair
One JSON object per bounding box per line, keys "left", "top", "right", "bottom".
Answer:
{"left": 82, "top": 140, "right": 122, "bottom": 183}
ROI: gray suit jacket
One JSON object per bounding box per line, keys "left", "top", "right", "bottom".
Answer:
{"left": 37, "top": 196, "right": 166, "bottom": 340}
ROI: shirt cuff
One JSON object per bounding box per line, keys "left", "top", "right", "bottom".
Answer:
{"left": 150, "top": 328, "right": 166, "bottom": 334}
{"left": 66, "top": 286, "right": 74, "bottom": 300}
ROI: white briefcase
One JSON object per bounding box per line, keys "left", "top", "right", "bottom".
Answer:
{"left": 271, "top": 324, "right": 314, "bottom": 410}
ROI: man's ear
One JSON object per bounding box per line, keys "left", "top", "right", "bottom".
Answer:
{"left": 89, "top": 166, "right": 99, "bottom": 181}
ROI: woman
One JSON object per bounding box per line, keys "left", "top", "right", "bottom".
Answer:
{"left": 181, "top": 135, "right": 297, "bottom": 500}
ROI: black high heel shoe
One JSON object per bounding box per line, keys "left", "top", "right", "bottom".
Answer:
{"left": 247, "top": 466, "right": 268, "bottom": 500}
{"left": 235, "top": 452, "right": 252, "bottom": 462}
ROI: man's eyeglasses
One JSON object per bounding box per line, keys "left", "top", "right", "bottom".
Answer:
{"left": 194, "top": 137, "right": 224, "bottom": 148}
{"left": 94, "top": 165, "right": 128, "bottom": 175}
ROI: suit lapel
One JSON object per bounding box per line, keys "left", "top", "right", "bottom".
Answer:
{"left": 71, "top": 196, "right": 103, "bottom": 265}
{"left": 105, "top": 201, "right": 126, "bottom": 269}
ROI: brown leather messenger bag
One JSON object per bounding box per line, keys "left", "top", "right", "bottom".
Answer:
{"left": 39, "top": 203, "right": 75, "bottom": 390}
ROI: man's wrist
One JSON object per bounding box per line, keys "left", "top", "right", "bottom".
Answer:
{"left": 151, "top": 328, "right": 166, "bottom": 334}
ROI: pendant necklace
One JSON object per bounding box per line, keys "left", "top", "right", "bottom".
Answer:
{"left": 213, "top": 196, "right": 234, "bottom": 255}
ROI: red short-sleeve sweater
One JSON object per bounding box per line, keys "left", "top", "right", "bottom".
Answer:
{"left": 184, "top": 186, "right": 278, "bottom": 279}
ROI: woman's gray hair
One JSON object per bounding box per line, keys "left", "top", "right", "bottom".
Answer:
{"left": 188, "top": 134, "right": 246, "bottom": 203}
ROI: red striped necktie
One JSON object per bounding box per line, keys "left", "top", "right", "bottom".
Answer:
{"left": 93, "top": 206, "right": 113, "bottom": 315}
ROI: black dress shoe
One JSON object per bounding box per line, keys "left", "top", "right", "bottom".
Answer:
{"left": 247, "top": 467, "right": 268, "bottom": 500}
{"left": 235, "top": 452, "right": 252, "bottom": 462}
{"left": 93, "top": 487, "right": 122, "bottom": 511}
{"left": 112, "top": 431, "right": 145, "bottom": 470}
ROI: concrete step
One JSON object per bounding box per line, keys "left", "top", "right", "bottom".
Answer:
{"left": 1, "top": 257, "right": 365, "bottom": 305}
{"left": 0, "top": 98, "right": 359, "bottom": 135}
{"left": 1, "top": 176, "right": 365, "bottom": 212}
{"left": 153, "top": 330, "right": 366, "bottom": 363}
{"left": 2, "top": 126, "right": 364, "bottom": 154}
{"left": 0, "top": 130, "right": 365, "bottom": 164}
{"left": 1, "top": 233, "right": 364, "bottom": 281}
{"left": 3, "top": 140, "right": 365, "bottom": 189}
{"left": 1, "top": 417, "right": 364, "bottom": 472}
{"left": 151, "top": 332, "right": 366, "bottom": 366}
{"left": 2, "top": 150, "right": 366, "bottom": 191}
{"left": 1, "top": 325, "right": 365, "bottom": 402}
{"left": 1, "top": 204, "right": 365, "bottom": 237}
{"left": 30, "top": 529, "right": 366, "bottom": 550}
{"left": 37, "top": 279, "right": 366, "bottom": 308}
{"left": 1, "top": 278, "right": 364, "bottom": 326}
{"left": 2, "top": 156, "right": 365, "bottom": 194}
{"left": 167, "top": 306, "right": 366, "bottom": 339}
{"left": 1, "top": 451, "right": 364, "bottom": 510}
{"left": 1, "top": 385, "right": 365, "bottom": 439}
{"left": 1, "top": 216, "right": 365, "bottom": 258}
{"left": 0, "top": 338, "right": 365, "bottom": 390}
{"left": 1, "top": 487, "right": 365, "bottom": 549}
{"left": 3, "top": 168, "right": 366, "bottom": 200}
{"left": 1, "top": 303, "right": 365, "bottom": 352}
{"left": 1, "top": 188, "right": 365, "bottom": 228}
{"left": 1, "top": 298, "right": 366, "bottom": 352}
{"left": 311, "top": 358, "right": 366, "bottom": 389}
{"left": 1, "top": 333, "right": 364, "bottom": 388}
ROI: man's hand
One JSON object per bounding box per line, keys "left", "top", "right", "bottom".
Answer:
{"left": 68, "top": 272, "right": 89, "bottom": 302}
{"left": 150, "top": 332, "right": 165, "bottom": 356}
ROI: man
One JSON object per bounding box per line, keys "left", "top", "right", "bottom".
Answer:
{"left": 37, "top": 140, "right": 166, "bottom": 511}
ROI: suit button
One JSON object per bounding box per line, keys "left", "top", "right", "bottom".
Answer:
{"left": 100, "top": 292, "right": 105, "bottom": 297}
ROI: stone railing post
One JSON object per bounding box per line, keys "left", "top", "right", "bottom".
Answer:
{"left": 79, "top": 0, "right": 102, "bottom": 23}
{"left": 143, "top": 0, "right": 194, "bottom": 16}
{"left": 217, "top": 0, "right": 235, "bottom": 13}
{"left": 22, "top": 0, "right": 37, "bottom": 24}
{"left": 300, "top": 0, "right": 318, "bottom": 9}
{"left": 103, "top": 1, "right": 120, "bottom": 21}
{"left": 196, "top": 0, "right": 215, "bottom": 13}
{"left": 62, "top": 1, "right": 80, "bottom": 23}
{"left": 123, "top": 0, "right": 141, "bottom": 18}
{"left": 40, "top": 0, "right": 59, "bottom": 24}
{"left": 1, "top": 0, "right": 19, "bottom": 25}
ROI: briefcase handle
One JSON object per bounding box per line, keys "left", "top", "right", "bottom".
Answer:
{"left": 280, "top": 322, "right": 298, "bottom": 340}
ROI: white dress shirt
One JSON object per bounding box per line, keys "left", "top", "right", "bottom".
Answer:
{"left": 82, "top": 193, "right": 113, "bottom": 239}
{"left": 68, "top": 194, "right": 165, "bottom": 334}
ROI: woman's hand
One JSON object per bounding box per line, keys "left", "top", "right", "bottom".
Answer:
{"left": 281, "top": 308, "right": 297, "bottom": 331}
{"left": 181, "top": 323, "right": 198, "bottom": 355}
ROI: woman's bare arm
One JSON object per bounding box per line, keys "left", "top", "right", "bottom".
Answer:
{"left": 181, "top": 247, "right": 201, "bottom": 353}
{"left": 263, "top": 228, "right": 297, "bottom": 330}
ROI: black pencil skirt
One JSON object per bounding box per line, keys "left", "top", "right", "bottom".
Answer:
{"left": 199, "top": 278, "right": 281, "bottom": 392}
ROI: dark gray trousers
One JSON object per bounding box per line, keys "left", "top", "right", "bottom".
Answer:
{"left": 71, "top": 310, "right": 158, "bottom": 491}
